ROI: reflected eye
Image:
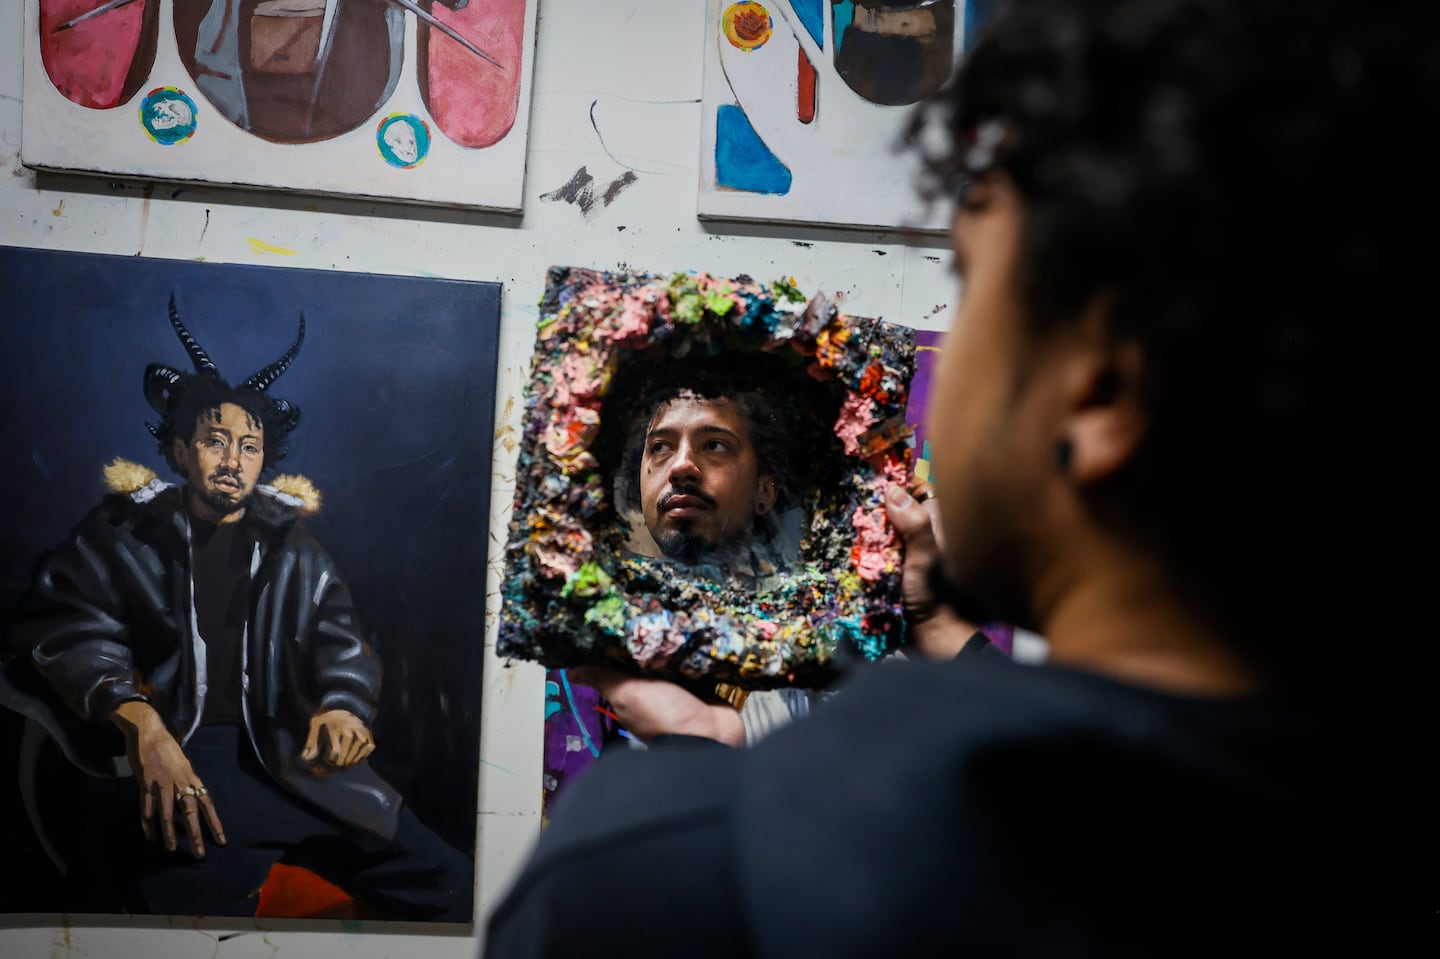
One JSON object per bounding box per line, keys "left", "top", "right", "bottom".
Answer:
{"left": 647, "top": 440, "right": 672, "bottom": 456}
{"left": 703, "top": 439, "right": 731, "bottom": 453}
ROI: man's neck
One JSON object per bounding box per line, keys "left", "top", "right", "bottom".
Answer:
{"left": 1031, "top": 537, "right": 1262, "bottom": 699}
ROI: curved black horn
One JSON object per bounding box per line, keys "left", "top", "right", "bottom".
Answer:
{"left": 270, "top": 398, "right": 303, "bottom": 434}
{"left": 144, "top": 363, "right": 185, "bottom": 416}
{"left": 242, "top": 312, "right": 306, "bottom": 393}
{"left": 169, "top": 294, "right": 219, "bottom": 376}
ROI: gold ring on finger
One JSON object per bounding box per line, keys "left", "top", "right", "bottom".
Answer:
{"left": 195, "top": 786, "right": 209, "bottom": 797}
{"left": 179, "top": 785, "right": 198, "bottom": 798}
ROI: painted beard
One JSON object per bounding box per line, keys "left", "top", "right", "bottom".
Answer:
{"left": 198, "top": 469, "right": 251, "bottom": 516}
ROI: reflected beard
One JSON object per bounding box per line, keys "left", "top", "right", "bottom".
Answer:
{"left": 656, "top": 525, "right": 755, "bottom": 569}
{"left": 657, "top": 527, "right": 717, "bottom": 565}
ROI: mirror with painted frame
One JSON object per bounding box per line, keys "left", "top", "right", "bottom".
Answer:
{"left": 498, "top": 266, "right": 917, "bottom": 688}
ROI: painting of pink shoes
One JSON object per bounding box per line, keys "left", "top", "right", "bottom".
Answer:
{"left": 23, "top": 0, "right": 539, "bottom": 210}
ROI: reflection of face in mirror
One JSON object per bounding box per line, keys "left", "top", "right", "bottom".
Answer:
{"left": 639, "top": 392, "right": 778, "bottom": 565}
{"left": 607, "top": 369, "right": 809, "bottom": 582}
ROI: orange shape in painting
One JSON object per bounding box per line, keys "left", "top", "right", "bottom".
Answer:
{"left": 254, "top": 863, "right": 379, "bottom": 919}
{"left": 797, "top": 46, "right": 817, "bottom": 123}
{"left": 419, "top": 0, "right": 528, "bottom": 149}
{"left": 39, "top": 0, "right": 157, "bottom": 109}
{"left": 723, "top": 2, "right": 773, "bottom": 51}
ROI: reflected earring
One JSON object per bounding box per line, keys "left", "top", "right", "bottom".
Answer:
{"left": 1053, "top": 438, "right": 1074, "bottom": 474}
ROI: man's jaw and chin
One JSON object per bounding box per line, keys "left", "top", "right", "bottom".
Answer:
{"left": 654, "top": 517, "right": 759, "bottom": 569}
{"left": 925, "top": 556, "right": 1036, "bottom": 634}
{"left": 189, "top": 479, "right": 252, "bottom": 520}
{"left": 656, "top": 525, "right": 720, "bottom": 566}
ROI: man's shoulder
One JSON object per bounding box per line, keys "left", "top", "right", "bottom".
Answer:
{"left": 745, "top": 653, "right": 1324, "bottom": 795}
{"left": 75, "top": 474, "right": 185, "bottom": 538}
{"left": 728, "top": 658, "right": 1356, "bottom": 953}
{"left": 66, "top": 458, "right": 185, "bottom": 530}
{"left": 245, "top": 474, "right": 323, "bottom": 532}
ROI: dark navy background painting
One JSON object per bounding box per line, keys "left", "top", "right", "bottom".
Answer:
{"left": 0, "top": 247, "right": 499, "bottom": 915}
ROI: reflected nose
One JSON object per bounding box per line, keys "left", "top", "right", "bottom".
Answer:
{"left": 669, "top": 442, "right": 702, "bottom": 485}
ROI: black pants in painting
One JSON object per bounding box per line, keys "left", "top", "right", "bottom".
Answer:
{"left": 82, "top": 725, "right": 474, "bottom": 922}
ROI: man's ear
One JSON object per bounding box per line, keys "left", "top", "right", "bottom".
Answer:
{"left": 755, "top": 475, "right": 779, "bottom": 515}
{"left": 1061, "top": 298, "right": 1150, "bottom": 485}
{"left": 172, "top": 437, "right": 190, "bottom": 472}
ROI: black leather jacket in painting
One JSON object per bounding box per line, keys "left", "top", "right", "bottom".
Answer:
{"left": 0, "top": 463, "right": 402, "bottom": 839}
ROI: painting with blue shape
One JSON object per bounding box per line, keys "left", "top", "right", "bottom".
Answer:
{"left": 699, "top": 0, "right": 961, "bottom": 229}
{"left": 0, "top": 247, "right": 499, "bottom": 923}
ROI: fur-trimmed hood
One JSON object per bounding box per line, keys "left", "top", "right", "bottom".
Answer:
{"left": 103, "top": 457, "right": 322, "bottom": 516}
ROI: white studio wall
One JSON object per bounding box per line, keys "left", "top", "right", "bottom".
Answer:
{"left": 0, "top": 0, "right": 958, "bottom": 955}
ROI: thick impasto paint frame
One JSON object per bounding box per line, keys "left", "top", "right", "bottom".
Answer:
{"left": 0, "top": 247, "right": 500, "bottom": 920}
{"left": 498, "top": 265, "right": 916, "bottom": 690}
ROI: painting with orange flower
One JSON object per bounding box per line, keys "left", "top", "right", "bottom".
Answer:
{"left": 700, "top": 0, "right": 998, "bottom": 229}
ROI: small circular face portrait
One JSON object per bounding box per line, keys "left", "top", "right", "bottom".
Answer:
{"left": 376, "top": 113, "right": 431, "bottom": 169}
{"left": 139, "top": 88, "right": 198, "bottom": 146}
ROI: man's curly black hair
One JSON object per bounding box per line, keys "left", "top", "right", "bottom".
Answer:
{"left": 909, "top": 0, "right": 1432, "bottom": 691}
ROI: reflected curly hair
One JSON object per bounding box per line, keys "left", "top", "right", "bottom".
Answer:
{"left": 909, "top": 0, "right": 1432, "bottom": 690}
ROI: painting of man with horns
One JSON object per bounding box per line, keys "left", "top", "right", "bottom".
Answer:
{"left": 0, "top": 255, "right": 491, "bottom": 922}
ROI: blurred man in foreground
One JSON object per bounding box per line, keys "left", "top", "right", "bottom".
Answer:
{"left": 488, "top": 0, "right": 1428, "bottom": 952}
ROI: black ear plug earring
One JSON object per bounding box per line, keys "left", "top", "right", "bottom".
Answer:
{"left": 1053, "top": 438, "right": 1074, "bottom": 474}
